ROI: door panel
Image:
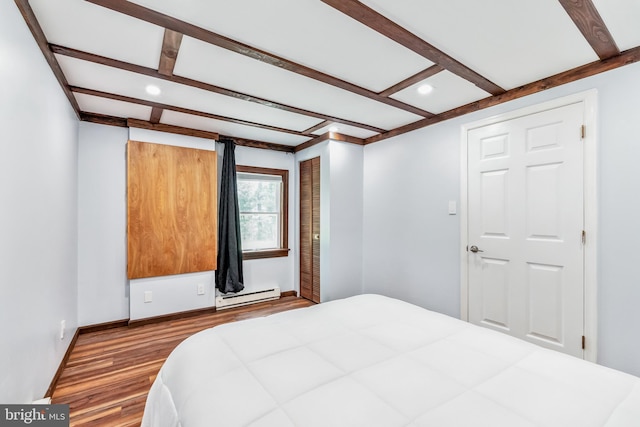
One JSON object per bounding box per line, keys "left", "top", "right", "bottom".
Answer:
{"left": 300, "top": 157, "right": 320, "bottom": 303}
{"left": 467, "top": 103, "right": 584, "bottom": 358}
{"left": 481, "top": 169, "right": 509, "bottom": 237}
{"left": 527, "top": 262, "right": 564, "bottom": 344}
{"left": 479, "top": 257, "right": 511, "bottom": 331}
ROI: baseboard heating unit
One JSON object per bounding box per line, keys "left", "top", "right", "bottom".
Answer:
{"left": 215, "top": 287, "right": 281, "bottom": 310}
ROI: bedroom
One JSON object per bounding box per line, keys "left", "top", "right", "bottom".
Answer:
{"left": 1, "top": 0, "right": 639, "bottom": 424}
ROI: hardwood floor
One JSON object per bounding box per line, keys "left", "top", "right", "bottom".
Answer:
{"left": 52, "top": 296, "right": 314, "bottom": 426}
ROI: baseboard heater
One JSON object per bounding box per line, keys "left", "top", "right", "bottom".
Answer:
{"left": 215, "top": 287, "right": 281, "bottom": 310}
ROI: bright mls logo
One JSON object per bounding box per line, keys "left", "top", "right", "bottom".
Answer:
{"left": 0, "top": 405, "right": 69, "bottom": 426}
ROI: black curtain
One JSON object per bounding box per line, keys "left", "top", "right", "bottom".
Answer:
{"left": 216, "top": 138, "right": 244, "bottom": 294}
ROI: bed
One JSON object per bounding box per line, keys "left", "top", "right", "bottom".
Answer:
{"left": 141, "top": 294, "right": 640, "bottom": 427}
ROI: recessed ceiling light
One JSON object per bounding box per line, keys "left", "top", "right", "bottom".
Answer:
{"left": 329, "top": 126, "right": 339, "bottom": 133}
{"left": 145, "top": 84, "right": 161, "bottom": 96}
{"left": 417, "top": 84, "right": 433, "bottom": 95}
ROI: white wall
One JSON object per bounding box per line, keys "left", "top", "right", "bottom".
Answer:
{"left": 326, "top": 141, "right": 364, "bottom": 300}
{"left": 0, "top": 2, "right": 79, "bottom": 402}
{"left": 295, "top": 140, "right": 364, "bottom": 302}
{"left": 363, "top": 121, "right": 461, "bottom": 317}
{"left": 77, "top": 122, "right": 129, "bottom": 325}
{"left": 362, "top": 61, "right": 640, "bottom": 377}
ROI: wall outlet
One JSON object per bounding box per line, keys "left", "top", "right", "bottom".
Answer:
{"left": 144, "top": 291, "right": 153, "bottom": 303}
{"left": 59, "top": 320, "right": 65, "bottom": 340}
{"left": 197, "top": 283, "right": 205, "bottom": 295}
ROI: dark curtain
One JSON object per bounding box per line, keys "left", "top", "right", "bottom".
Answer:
{"left": 216, "top": 138, "right": 244, "bottom": 294}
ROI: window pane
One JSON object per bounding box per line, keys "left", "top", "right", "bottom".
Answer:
{"left": 240, "top": 214, "right": 279, "bottom": 250}
{"left": 237, "top": 180, "right": 279, "bottom": 212}
{"left": 236, "top": 167, "right": 288, "bottom": 258}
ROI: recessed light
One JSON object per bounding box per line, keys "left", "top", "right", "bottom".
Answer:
{"left": 145, "top": 84, "right": 161, "bottom": 96}
{"left": 329, "top": 126, "right": 339, "bottom": 133}
{"left": 417, "top": 84, "right": 433, "bottom": 95}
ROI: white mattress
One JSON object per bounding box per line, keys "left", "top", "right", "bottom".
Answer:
{"left": 141, "top": 294, "right": 640, "bottom": 427}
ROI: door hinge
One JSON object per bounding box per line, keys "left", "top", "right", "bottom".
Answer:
{"left": 581, "top": 230, "right": 586, "bottom": 245}
{"left": 581, "top": 125, "right": 586, "bottom": 139}
{"left": 582, "top": 335, "right": 586, "bottom": 350}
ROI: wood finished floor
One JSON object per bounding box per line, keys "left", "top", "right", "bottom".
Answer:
{"left": 52, "top": 296, "right": 315, "bottom": 426}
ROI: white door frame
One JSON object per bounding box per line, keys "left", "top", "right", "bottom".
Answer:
{"left": 460, "top": 90, "right": 598, "bottom": 362}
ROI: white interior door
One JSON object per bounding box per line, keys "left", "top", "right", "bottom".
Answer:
{"left": 467, "top": 102, "right": 585, "bottom": 358}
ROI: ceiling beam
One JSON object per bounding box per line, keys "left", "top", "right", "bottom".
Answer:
{"left": 71, "top": 86, "right": 313, "bottom": 138}
{"left": 80, "top": 112, "right": 128, "bottom": 127}
{"left": 320, "top": 0, "right": 505, "bottom": 96}
{"left": 149, "top": 107, "right": 163, "bottom": 124}
{"left": 79, "top": 114, "right": 294, "bottom": 152}
{"left": 379, "top": 65, "right": 444, "bottom": 97}
{"left": 86, "top": 0, "right": 433, "bottom": 118}
{"left": 303, "top": 120, "right": 331, "bottom": 134}
{"left": 558, "top": 0, "right": 620, "bottom": 60}
{"left": 128, "top": 118, "right": 219, "bottom": 140}
{"left": 151, "top": 29, "right": 183, "bottom": 124}
{"left": 14, "top": 0, "right": 81, "bottom": 118}
{"left": 50, "top": 44, "right": 386, "bottom": 134}
{"left": 366, "top": 45, "right": 640, "bottom": 144}
{"left": 158, "top": 29, "right": 183, "bottom": 76}
{"left": 227, "top": 137, "right": 296, "bottom": 153}
{"left": 294, "top": 131, "right": 365, "bottom": 153}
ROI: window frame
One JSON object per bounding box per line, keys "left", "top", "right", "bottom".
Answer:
{"left": 236, "top": 165, "right": 289, "bottom": 260}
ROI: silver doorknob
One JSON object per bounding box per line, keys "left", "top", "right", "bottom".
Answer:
{"left": 469, "top": 245, "right": 484, "bottom": 253}
{"left": 313, "top": 234, "right": 320, "bottom": 240}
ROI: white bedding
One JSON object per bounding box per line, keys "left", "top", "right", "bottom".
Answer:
{"left": 141, "top": 294, "right": 640, "bottom": 427}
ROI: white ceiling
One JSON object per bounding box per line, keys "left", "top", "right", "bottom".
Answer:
{"left": 23, "top": 0, "right": 640, "bottom": 150}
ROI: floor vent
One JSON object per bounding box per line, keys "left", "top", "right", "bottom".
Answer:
{"left": 215, "top": 287, "right": 281, "bottom": 310}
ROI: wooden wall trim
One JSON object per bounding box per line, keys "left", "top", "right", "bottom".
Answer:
{"left": 128, "top": 118, "right": 219, "bottom": 140}
{"left": 230, "top": 137, "right": 296, "bottom": 153}
{"left": 80, "top": 112, "right": 128, "bottom": 127}
{"left": 45, "top": 328, "right": 80, "bottom": 398}
{"left": 78, "top": 319, "right": 130, "bottom": 335}
{"left": 128, "top": 306, "right": 218, "bottom": 328}
{"left": 294, "top": 131, "right": 365, "bottom": 153}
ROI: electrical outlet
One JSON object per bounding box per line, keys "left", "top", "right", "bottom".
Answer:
{"left": 197, "top": 283, "right": 205, "bottom": 295}
{"left": 60, "top": 320, "right": 65, "bottom": 340}
{"left": 144, "top": 291, "right": 153, "bottom": 303}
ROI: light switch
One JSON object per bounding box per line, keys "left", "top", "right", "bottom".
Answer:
{"left": 144, "top": 291, "right": 153, "bottom": 303}
{"left": 448, "top": 201, "right": 457, "bottom": 215}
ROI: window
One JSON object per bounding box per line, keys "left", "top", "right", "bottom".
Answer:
{"left": 236, "top": 165, "right": 289, "bottom": 260}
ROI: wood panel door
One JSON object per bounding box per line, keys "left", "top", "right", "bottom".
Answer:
{"left": 300, "top": 157, "right": 320, "bottom": 303}
{"left": 466, "top": 102, "right": 585, "bottom": 357}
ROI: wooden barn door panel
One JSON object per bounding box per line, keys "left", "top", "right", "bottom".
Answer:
{"left": 127, "top": 140, "right": 217, "bottom": 279}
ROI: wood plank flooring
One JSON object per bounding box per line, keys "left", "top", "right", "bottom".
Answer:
{"left": 52, "top": 296, "right": 314, "bottom": 426}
